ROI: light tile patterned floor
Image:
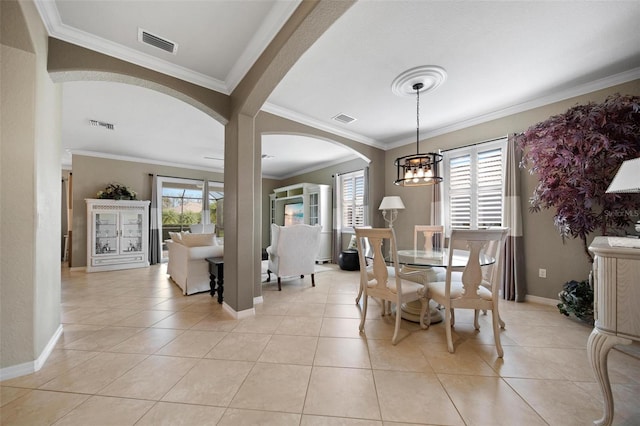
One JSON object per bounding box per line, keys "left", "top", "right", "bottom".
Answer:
{"left": 2, "top": 264, "right": 640, "bottom": 425}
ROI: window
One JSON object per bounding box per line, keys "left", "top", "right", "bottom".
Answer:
{"left": 443, "top": 138, "right": 506, "bottom": 232}
{"left": 155, "top": 176, "right": 223, "bottom": 261}
{"left": 338, "top": 170, "right": 366, "bottom": 231}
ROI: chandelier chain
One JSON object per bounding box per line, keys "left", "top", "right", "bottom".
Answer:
{"left": 414, "top": 82, "right": 423, "bottom": 155}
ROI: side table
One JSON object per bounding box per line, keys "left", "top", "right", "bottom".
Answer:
{"left": 205, "top": 257, "right": 224, "bottom": 304}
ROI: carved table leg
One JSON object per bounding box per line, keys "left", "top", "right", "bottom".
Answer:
{"left": 587, "top": 328, "right": 632, "bottom": 426}
{"left": 215, "top": 263, "right": 224, "bottom": 304}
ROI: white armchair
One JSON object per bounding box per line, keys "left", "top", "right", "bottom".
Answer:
{"left": 266, "top": 224, "right": 321, "bottom": 291}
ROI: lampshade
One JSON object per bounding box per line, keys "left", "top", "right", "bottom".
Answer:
{"left": 606, "top": 158, "right": 640, "bottom": 193}
{"left": 379, "top": 196, "right": 405, "bottom": 210}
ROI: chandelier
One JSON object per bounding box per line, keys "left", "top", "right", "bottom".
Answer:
{"left": 393, "top": 68, "right": 444, "bottom": 187}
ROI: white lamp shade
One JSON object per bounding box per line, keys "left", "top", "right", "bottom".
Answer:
{"left": 606, "top": 158, "right": 640, "bottom": 193}
{"left": 379, "top": 196, "right": 405, "bottom": 210}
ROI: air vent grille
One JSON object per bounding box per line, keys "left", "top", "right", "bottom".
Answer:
{"left": 138, "top": 28, "right": 178, "bottom": 54}
{"left": 89, "top": 120, "right": 115, "bottom": 130}
{"left": 332, "top": 113, "right": 357, "bottom": 124}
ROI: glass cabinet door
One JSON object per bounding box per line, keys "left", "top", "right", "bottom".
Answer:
{"left": 309, "top": 192, "right": 319, "bottom": 225}
{"left": 120, "top": 211, "right": 143, "bottom": 253}
{"left": 94, "top": 212, "right": 118, "bottom": 255}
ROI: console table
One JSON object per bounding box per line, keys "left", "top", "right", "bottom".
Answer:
{"left": 587, "top": 237, "right": 640, "bottom": 426}
{"left": 205, "top": 257, "right": 224, "bottom": 304}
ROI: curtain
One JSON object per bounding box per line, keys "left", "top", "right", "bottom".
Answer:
{"left": 430, "top": 151, "right": 443, "bottom": 226}
{"left": 503, "top": 134, "right": 527, "bottom": 301}
{"left": 332, "top": 173, "right": 341, "bottom": 264}
{"left": 363, "top": 166, "right": 369, "bottom": 225}
{"left": 149, "top": 174, "right": 161, "bottom": 265}
{"left": 202, "top": 179, "right": 210, "bottom": 225}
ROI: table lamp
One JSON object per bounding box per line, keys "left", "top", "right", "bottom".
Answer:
{"left": 606, "top": 157, "right": 640, "bottom": 235}
{"left": 379, "top": 196, "right": 405, "bottom": 228}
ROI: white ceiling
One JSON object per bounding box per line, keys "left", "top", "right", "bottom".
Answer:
{"left": 39, "top": 1, "right": 640, "bottom": 179}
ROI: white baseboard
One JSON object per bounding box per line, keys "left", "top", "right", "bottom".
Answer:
{"left": 222, "top": 302, "right": 255, "bottom": 319}
{"left": 69, "top": 266, "right": 85, "bottom": 272}
{"left": 254, "top": 296, "right": 264, "bottom": 305}
{"left": 524, "top": 294, "right": 558, "bottom": 306}
{"left": 0, "top": 324, "right": 63, "bottom": 381}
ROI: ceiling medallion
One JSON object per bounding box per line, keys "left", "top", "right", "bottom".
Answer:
{"left": 391, "top": 65, "right": 447, "bottom": 97}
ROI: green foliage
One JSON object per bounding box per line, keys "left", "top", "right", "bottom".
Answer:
{"left": 97, "top": 183, "right": 137, "bottom": 200}
{"left": 557, "top": 279, "right": 594, "bottom": 325}
{"left": 516, "top": 93, "right": 640, "bottom": 263}
{"left": 162, "top": 210, "right": 200, "bottom": 225}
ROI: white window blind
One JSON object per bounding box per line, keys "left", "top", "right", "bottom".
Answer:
{"left": 340, "top": 170, "right": 365, "bottom": 230}
{"left": 443, "top": 138, "right": 506, "bottom": 232}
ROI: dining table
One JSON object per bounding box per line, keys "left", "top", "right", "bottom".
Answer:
{"left": 390, "top": 248, "right": 495, "bottom": 324}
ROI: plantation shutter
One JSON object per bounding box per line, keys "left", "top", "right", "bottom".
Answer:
{"left": 477, "top": 148, "right": 504, "bottom": 228}
{"left": 443, "top": 138, "right": 506, "bottom": 232}
{"left": 340, "top": 170, "right": 365, "bottom": 229}
{"left": 448, "top": 154, "right": 472, "bottom": 229}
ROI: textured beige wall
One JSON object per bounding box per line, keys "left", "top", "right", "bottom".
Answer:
{"left": 386, "top": 79, "right": 640, "bottom": 300}
{"left": 1, "top": 0, "right": 62, "bottom": 369}
{"left": 71, "top": 155, "right": 224, "bottom": 268}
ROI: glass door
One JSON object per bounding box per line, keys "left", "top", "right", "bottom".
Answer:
{"left": 120, "top": 210, "right": 143, "bottom": 253}
{"left": 94, "top": 212, "right": 118, "bottom": 256}
{"left": 309, "top": 192, "right": 319, "bottom": 225}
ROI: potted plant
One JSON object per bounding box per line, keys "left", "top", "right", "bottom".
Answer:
{"left": 516, "top": 93, "right": 640, "bottom": 323}
{"left": 97, "top": 183, "right": 138, "bottom": 200}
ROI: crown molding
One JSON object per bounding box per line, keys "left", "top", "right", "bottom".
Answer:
{"left": 385, "top": 67, "right": 640, "bottom": 150}
{"left": 71, "top": 150, "right": 224, "bottom": 174}
{"left": 35, "top": 0, "right": 228, "bottom": 93}
{"left": 261, "top": 102, "right": 384, "bottom": 150}
{"left": 225, "top": 1, "right": 301, "bottom": 91}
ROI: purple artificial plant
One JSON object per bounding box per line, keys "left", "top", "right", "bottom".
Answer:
{"left": 516, "top": 93, "right": 640, "bottom": 263}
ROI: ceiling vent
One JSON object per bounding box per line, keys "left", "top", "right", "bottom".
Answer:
{"left": 89, "top": 119, "right": 115, "bottom": 130}
{"left": 332, "top": 113, "right": 357, "bottom": 124}
{"left": 138, "top": 28, "right": 178, "bottom": 54}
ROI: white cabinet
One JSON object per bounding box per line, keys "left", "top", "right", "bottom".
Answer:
{"left": 587, "top": 237, "right": 640, "bottom": 426}
{"left": 86, "top": 199, "right": 150, "bottom": 272}
{"left": 269, "top": 183, "right": 332, "bottom": 262}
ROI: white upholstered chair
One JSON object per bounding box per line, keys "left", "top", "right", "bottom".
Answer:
{"left": 266, "top": 223, "right": 321, "bottom": 291}
{"left": 355, "top": 227, "right": 428, "bottom": 345}
{"left": 423, "top": 228, "right": 509, "bottom": 357}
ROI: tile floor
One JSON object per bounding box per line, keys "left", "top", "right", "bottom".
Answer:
{"left": 2, "top": 264, "right": 640, "bottom": 425}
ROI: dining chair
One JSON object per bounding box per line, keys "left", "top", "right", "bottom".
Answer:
{"left": 355, "top": 227, "right": 428, "bottom": 345}
{"left": 414, "top": 225, "right": 445, "bottom": 254}
{"left": 475, "top": 233, "right": 507, "bottom": 329}
{"left": 423, "top": 228, "right": 509, "bottom": 356}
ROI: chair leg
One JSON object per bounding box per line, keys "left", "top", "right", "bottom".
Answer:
{"left": 474, "top": 309, "right": 480, "bottom": 330}
{"left": 311, "top": 273, "right": 315, "bottom": 287}
{"left": 277, "top": 277, "right": 281, "bottom": 291}
{"left": 445, "top": 308, "right": 454, "bottom": 353}
{"left": 359, "top": 295, "right": 368, "bottom": 332}
{"left": 355, "top": 281, "right": 363, "bottom": 304}
{"left": 392, "top": 299, "right": 402, "bottom": 345}
{"left": 266, "top": 270, "right": 271, "bottom": 282}
{"left": 451, "top": 308, "right": 456, "bottom": 327}
{"left": 491, "top": 308, "right": 504, "bottom": 358}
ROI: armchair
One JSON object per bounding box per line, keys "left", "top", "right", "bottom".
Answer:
{"left": 266, "top": 224, "right": 321, "bottom": 291}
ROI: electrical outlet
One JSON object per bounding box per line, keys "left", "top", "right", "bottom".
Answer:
{"left": 538, "top": 268, "right": 547, "bottom": 278}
